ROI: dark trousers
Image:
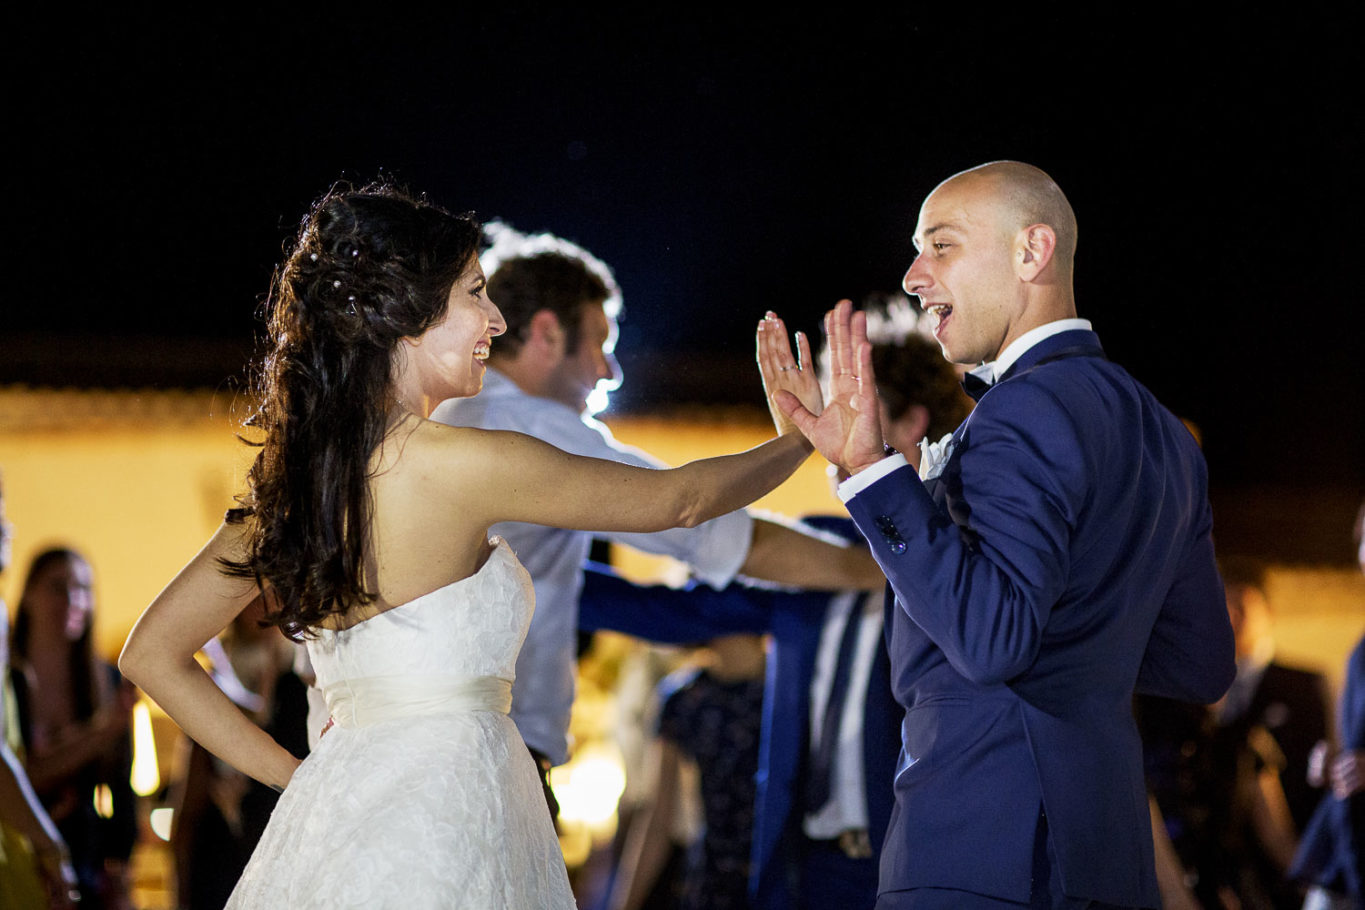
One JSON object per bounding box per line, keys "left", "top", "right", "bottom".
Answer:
{"left": 797, "top": 832, "right": 879, "bottom": 910}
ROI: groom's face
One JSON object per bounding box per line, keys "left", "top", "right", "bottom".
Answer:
{"left": 903, "top": 178, "right": 1021, "bottom": 365}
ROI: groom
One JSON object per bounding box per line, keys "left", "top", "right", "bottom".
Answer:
{"left": 774, "top": 162, "right": 1236, "bottom": 909}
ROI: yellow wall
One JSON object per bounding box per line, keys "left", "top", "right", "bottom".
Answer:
{"left": 1, "top": 388, "right": 255, "bottom": 659}
{"left": 1264, "top": 566, "right": 1365, "bottom": 695}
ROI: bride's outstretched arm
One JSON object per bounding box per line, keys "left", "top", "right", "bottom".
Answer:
{"left": 119, "top": 522, "right": 301, "bottom": 792}
{"left": 447, "top": 317, "right": 818, "bottom": 536}
{"left": 458, "top": 424, "right": 813, "bottom": 535}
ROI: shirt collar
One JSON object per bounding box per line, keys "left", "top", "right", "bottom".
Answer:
{"left": 970, "top": 318, "right": 1093, "bottom": 385}
{"left": 478, "top": 366, "right": 519, "bottom": 398}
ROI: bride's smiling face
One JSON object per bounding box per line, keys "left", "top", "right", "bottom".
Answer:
{"left": 404, "top": 258, "right": 507, "bottom": 404}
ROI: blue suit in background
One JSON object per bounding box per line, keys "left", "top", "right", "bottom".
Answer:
{"left": 579, "top": 517, "right": 899, "bottom": 909}
{"left": 1291, "top": 632, "right": 1365, "bottom": 902}
{"left": 843, "top": 329, "right": 1235, "bottom": 907}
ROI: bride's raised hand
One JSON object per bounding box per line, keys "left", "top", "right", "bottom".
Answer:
{"left": 756, "top": 311, "right": 821, "bottom": 437}
{"left": 771, "top": 300, "right": 885, "bottom": 476}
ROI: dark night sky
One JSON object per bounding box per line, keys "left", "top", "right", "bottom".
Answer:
{"left": 6, "top": 10, "right": 1363, "bottom": 541}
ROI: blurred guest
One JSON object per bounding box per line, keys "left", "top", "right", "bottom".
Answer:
{"left": 0, "top": 474, "right": 78, "bottom": 909}
{"left": 583, "top": 522, "right": 892, "bottom": 910}
{"left": 582, "top": 642, "right": 698, "bottom": 910}
{"left": 1139, "top": 678, "right": 1300, "bottom": 906}
{"left": 586, "top": 300, "right": 968, "bottom": 910}
{"left": 10, "top": 548, "right": 137, "bottom": 908}
{"left": 1149, "top": 797, "right": 1201, "bottom": 910}
{"left": 170, "top": 593, "right": 308, "bottom": 910}
{"left": 608, "top": 634, "right": 766, "bottom": 910}
{"left": 1292, "top": 500, "right": 1365, "bottom": 909}
{"left": 1218, "top": 555, "right": 1333, "bottom": 834}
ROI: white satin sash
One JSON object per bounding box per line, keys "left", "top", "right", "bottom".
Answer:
{"left": 323, "top": 674, "right": 513, "bottom": 729}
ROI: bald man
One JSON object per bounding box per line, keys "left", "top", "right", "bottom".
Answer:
{"left": 775, "top": 162, "right": 1236, "bottom": 909}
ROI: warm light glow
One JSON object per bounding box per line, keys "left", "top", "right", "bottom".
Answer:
{"left": 93, "top": 783, "right": 114, "bottom": 819}
{"left": 549, "top": 742, "right": 626, "bottom": 828}
{"left": 150, "top": 807, "right": 175, "bottom": 841}
{"left": 557, "top": 824, "right": 592, "bottom": 870}
{"left": 585, "top": 384, "right": 611, "bottom": 416}
{"left": 131, "top": 699, "right": 161, "bottom": 796}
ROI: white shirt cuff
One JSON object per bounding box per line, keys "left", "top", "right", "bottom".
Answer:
{"left": 836, "top": 453, "right": 909, "bottom": 502}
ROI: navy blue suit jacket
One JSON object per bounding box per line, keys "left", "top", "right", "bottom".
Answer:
{"left": 844, "top": 329, "right": 1235, "bottom": 906}
{"left": 578, "top": 519, "right": 900, "bottom": 909}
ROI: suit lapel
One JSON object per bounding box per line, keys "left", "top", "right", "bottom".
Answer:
{"left": 923, "top": 330, "right": 1105, "bottom": 507}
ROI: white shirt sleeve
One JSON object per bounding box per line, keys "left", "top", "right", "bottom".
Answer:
{"left": 836, "top": 453, "right": 910, "bottom": 503}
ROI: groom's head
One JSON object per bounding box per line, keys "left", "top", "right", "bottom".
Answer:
{"left": 902, "top": 161, "right": 1078, "bottom": 366}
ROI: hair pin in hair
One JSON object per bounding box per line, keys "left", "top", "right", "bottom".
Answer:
{"left": 310, "top": 253, "right": 318, "bottom": 262}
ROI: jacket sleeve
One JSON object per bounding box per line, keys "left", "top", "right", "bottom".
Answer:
{"left": 577, "top": 561, "right": 775, "bottom": 643}
{"left": 1134, "top": 502, "right": 1235, "bottom": 703}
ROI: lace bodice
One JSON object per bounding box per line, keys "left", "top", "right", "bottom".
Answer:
{"left": 307, "top": 537, "right": 533, "bottom": 687}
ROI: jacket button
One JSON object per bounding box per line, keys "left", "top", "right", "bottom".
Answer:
{"left": 874, "top": 516, "right": 907, "bottom": 554}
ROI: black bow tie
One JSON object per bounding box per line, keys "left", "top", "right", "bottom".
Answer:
{"left": 961, "top": 372, "right": 992, "bottom": 402}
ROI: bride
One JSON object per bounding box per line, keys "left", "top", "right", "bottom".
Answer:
{"left": 119, "top": 183, "right": 822, "bottom": 908}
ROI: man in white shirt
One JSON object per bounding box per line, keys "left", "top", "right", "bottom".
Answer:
{"left": 430, "top": 225, "right": 881, "bottom": 813}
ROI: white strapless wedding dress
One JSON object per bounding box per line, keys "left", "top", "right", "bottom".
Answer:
{"left": 226, "top": 539, "right": 576, "bottom": 909}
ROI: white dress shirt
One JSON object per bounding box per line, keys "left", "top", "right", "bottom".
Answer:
{"left": 430, "top": 369, "right": 753, "bottom": 764}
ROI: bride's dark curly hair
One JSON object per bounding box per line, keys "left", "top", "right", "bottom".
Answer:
{"left": 221, "top": 182, "right": 481, "bottom": 638}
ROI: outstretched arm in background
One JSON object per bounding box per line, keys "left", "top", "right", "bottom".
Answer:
{"left": 606, "top": 737, "right": 684, "bottom": 910}
{"left": 740, "top": 517, "right": 884, "bottom": 591}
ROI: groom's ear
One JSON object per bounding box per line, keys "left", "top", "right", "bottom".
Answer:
{"left": 1013, "top": 224, "right": 1058, "bottom": 282}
